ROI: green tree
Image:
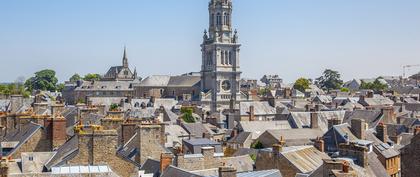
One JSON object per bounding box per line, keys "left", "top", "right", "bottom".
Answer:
{"left": 340, "top": 87, "right": 350, "bottom": 92}
{"left": 316, "top": 69, "right": 343, "bottom": 92}
{"left": 110, "top": 103, "right": 119, "bottom": 111}
{"left": 69, "top": 74, "right": 82, "bottom": 83}
{"left": 181, "top": 107, "right": 196, "bottom": 123}
{"left": 293, "top": 78, "right": 310, "bottom": 93}
{"left": 56, "top": 83, "right": 65, "bottom": 92}
{"left": 83, "top": 73, "right": 101, "bottom": 81}
{"left": 360, "top": 77, "right": 388, "bottom": 92}
{"left": 251, "top": 140, "right": 264, "bottom": 149}
{"left": 25, "top": 69, "right": 58, "bottom": 92}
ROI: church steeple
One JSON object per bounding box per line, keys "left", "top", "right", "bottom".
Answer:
{"left": 123, "top": 46, "right": 128, "bottom": 68}
{"left": 208, "top": 0, "right": 233, "bottom": 43}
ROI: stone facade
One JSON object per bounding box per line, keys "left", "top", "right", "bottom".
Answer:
{"left": 69, "top": 129, "right": 136, "bottom": 177}
{"left": 136, "top": 124, "right": 167, "bottom": 164}
{"left": 175, "top": 147, "right": 223, "bottom": 171}
{"left": 401, "top": 132, "right": 420, "bottom": 177}
{"left": 201, "top": 0, "right": 242, "bottom": 111}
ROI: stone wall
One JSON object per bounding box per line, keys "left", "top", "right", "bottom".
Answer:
{"left": 255, "top": 150, "right": 300, "bottom": 177}
{"left": 176, "top": 147, "right": 223, "bottom": 171}
{"left": 11, "top": 129, "right": 51, "bottom": 159}
{"left": 401, "top": 134, "right": 420, "bottom": 177}
{"left": 137, "top": 124, "right": 167, "bottom": 164}
{"left": 69, "top": 129, "right": 137, "bottom": 177}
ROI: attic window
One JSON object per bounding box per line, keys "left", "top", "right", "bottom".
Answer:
{"left": 116, "top": 86, "right": 121, "bottom": 89}
{"left": 29, "top": 156, "right": 33, "bottom": 161}
{"left": 101, "top": 86, "right": 107, "bottom": 89}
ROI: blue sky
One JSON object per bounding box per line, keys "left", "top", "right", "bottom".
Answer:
{"left": 1, "top": 0, "right": 420, "bottom": 83}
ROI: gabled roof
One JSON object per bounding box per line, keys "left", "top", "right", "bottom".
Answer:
{"left": 181, "top": 123, "right": 213, "bottom": 138}
{"left": 343, "top": 110, "right": 383, "bottom": 129}
{"left": 263, "top": 128, "right": 324, "bottom": 146}
{"left": 117, "top": 132, "right": 141, "bottom": 167}
{"left": 228, "top": 132, "right": 252, "bottom": 144}
{"left": 288, "top": 111, "right": 346, "bottom": 132}
{"left": 139, "top": 75, "right": 171, "bottom": 87}
{"left": 167, "top": 76, "right": 201, "bottom": 87}
{"left": 161, "top": 165, "right": 205, "bottom": 177}
{"left": 45, "top": 135, "right": 79, "bottom": 170}
{"left": 2, "top": 122, "right": 43, "bottom": 157}
{"left": 240, "top": 101, "right": 276, "bottom": 116}
{"left": 183, "top": 138, "right": 221, "bottom": 146}
{"left": 238, "top": 121, "right": 291, "bottom": 139}
{"left": 280, "top": 146, "right": 330, "bottom": 173}
{"left": 139, "top": 158, "right": 161, "bottom": 177}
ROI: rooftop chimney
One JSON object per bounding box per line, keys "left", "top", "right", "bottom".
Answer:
{"left": 351, "top": 119, "right": 366, "bottom": 140}
{"left": 10, "top": 95, "right": 23, "bottom": 114}
{"left": 376, "top": 122, "right": 388, "bottom": 143}
{"left": 381, "top": 106, "right": 396, "bottom": 124}
{"left": 160, "top": 153, "right": 173, "bottom": 173}
{"left": 367, "top": 91, "right": 374, "bottom": 98}
{"left": 273, "top": 136, "right": 286, "bottom": 156}
{"left": 310, "top": 112, "right": 319, "bottom": 129}
{"left": 314, "top": 137, "right": 324, "bottom": 152}
{"left": 249, "top": 105, "right": 255, "bottom": 121}
{"left": 342, "top": 161, "right": 350, "bottom": 173}
{"left": 219, "top": 166, "right": 237, "bottom": 177}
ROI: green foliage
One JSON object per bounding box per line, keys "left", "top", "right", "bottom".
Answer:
{"left": 251, "top": 140, "right": 264, "bottom": 149}
{"left": 249, "top": 154, "right": 257, "bottom": 162}
{"left": 258, "top": 88, "right": 269, "bottom": 96}
{"left": 83, "top": 73, "right": 101, "bottom": 81}
{"left": 56, "top": 83, "right": 65, "bottom": 92}
{"left": 340, "top": 87, "right": 350, "bottom": 92}
{"left": 69, "top": 74, "right": 82, "bottom": 82}
{"left": 316, "top": 69, "right": 343, "bottom": 92}
{"left": 181, "top": 107, "right": 196, "bottom": 123}
{"left": 360, "top": 78, "right": 388, "bottom": 92}
{"left": 25, "top": 69, "right": 58, "bottom": 92}
{"left": 293, "top": 78, "right": 310, "bottom": 93}
{"left": 0, "top": 83, "right": 31, "bottom": 98}
{"left": 110, "top": 103, "right": 119, "bottom": 111}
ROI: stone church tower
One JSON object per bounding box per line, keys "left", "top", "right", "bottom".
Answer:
{"left": 201, "top": 0, "right": 242, "bottom": 112}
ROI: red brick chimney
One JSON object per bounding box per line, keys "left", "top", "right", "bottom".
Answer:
{"left": 249, "top": 105, "right": 255, "bottom": 121}
{"left": 342, "top": 161, "right": 350, "bottom": 173}
{"left": 160, "top": 153, "right": 173, "bottom": 173}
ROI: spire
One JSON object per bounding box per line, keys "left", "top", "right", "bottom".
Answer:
{"left": 123, "top": 46, "right": 128, "bottom": 68}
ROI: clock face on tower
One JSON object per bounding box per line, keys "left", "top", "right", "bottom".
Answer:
{"left": 221, "top": 80, "right": 231, "bottom": 91}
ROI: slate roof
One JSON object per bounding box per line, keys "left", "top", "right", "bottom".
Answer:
{"left": 45, "top": 135, "right": 79, "bottom": 170}
{"left": 343, "top": 110, "right": 383, "bottom": 129}
{"left": 228, "top": 132, "right": 252, "bottom": 144}
{"left": 222, "top": 155, "right": 254, "bottom": 172}
{"left": 139, "top": 75, "right": 171, "bottom": 87}
{"left": 240, "top": 101, "right": 277, "bottom": 116}
{"left": 366, "top": 152, "right": 390, "bottom": 177}
{"left": 1, "top": 122, "right": 43, "bottom": 157}
{"left": 263, "top": 128, "right": 324, "bottom": 146}
{"left": 235, "top": 170, "right": 282, "bottom": 177}
{"left": 373, "top": 143, "right": 399, "bottom": 158}
{"left": 238, "top": 121, "right": 291, "bottom": 139}
{"left": 181, "top": 123, "right": 213, "bottom": 138}
{"left": 312, "top": 95, "right": 332, "bottom": 104}
{"left": 265, "top": 146, "right": 329, "bottom": 174}
{"left": 117, "top": 133, "right": 141, "bottom": 167}
{"left": 127, "top": 108, "right": 156, "bottom": 119}
{"left": 183, "top": 138, "right": 221, "bottom": 146}
{"left": 161, "top": 165, "right": 205, "bottom": 177}
{"left": 167, "top": 76, "right": 201, "bottom": 87}
{"left": 288, "top": 111, "right": 346, "bottom": 132}
{"left": 165, "top": 124, "right": 190, "bottom": 147}
{"left": 139, "top": 158, "right": 161, "bottom": 177}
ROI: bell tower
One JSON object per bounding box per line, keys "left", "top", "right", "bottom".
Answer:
{"left": 201, "top": 0, "right": 242, "bottom": 112}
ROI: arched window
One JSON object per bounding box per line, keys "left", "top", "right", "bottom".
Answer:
{"left": 223, "top": 13, "right": 227, "bottom": 25}
{"left": 217, "top": 13, "right": 221, "bottom": 25}
{"left": 226, "top": 13, "right": 230, "bottom": 25}
{"left": 221, "top": 51, "right": 225, "bottom": 65}
{"left": 211, "top": 14, "right": 214, "bottom": 26}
